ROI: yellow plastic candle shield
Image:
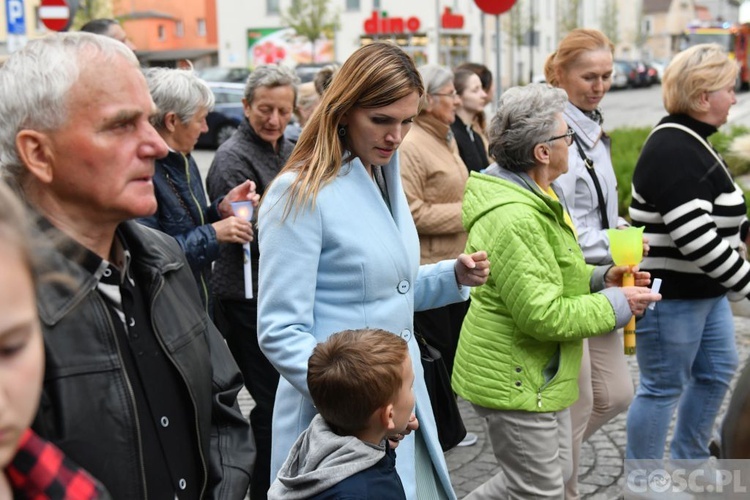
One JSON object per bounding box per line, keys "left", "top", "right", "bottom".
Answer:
{"left": 607, "top": 227, "right": 645, "bottom": 355}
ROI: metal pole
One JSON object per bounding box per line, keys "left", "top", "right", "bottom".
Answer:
{"left": 496, "top": 14, "right": 502, "bottom": 103}
{"left": 529, "top": 0, "right": 534, "bottom": 83}
{"left": 435, "top": 0, "right": 441, "bottom": 64}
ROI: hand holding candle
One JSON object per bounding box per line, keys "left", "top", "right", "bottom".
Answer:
{"left": 231, "top": 201, "right": 254, "bottom": 300}
{"left": 607, "top": 227, "right": 645, "bottom": 355}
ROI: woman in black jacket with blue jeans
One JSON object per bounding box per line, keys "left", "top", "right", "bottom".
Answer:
{"left": 138, "top": 67, "right": 257, "bottom": 316}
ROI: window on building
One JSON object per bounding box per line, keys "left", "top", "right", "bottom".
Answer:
{"left": 267, "top": 0, "right": 280, "bottom": 15}
{"left": 642, "top": 17, "right": 652, "bottom": 36}
{"left": 176, "top": 21, "right": 184, "bottom": 37}
{"left": 346, "top": 0, "right": 360, "bottom": 12}
{"left": 373, "top": 0, "right": 381, "bottom": 9}
{"left": 197, "top": 18, "right": 206, "bottom": 36}
{"left": 158, "top": 24, "right": 166, "bottom": 41}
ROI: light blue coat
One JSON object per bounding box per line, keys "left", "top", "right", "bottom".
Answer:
{"left": 258, "top": 153, "right": 467, "bottom": 500}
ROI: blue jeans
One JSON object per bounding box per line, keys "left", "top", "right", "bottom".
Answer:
{"left": 626, "top": 296, "right": 738, "bottom": 460}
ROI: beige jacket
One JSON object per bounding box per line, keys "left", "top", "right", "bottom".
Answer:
{"left": 400, "top": 114, "right": 469, "bottom": 264}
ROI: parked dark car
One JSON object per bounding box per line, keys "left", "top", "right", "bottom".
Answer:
{"left": 615, "top": 60, "right": 651, "bottom": 88}
{"left": 610, "top": 61, "right": 629, "bottom": 90}
{"left": 197, "top": 66, "right": 251, "bottom": 83}
{"left": 196, "top": 82, "right": 245, "bottom": 149}
{"left": 642, "top": 61, "right": 659, "bottom": 85}
{"left": 294, "top": 62, "right": 338, "bottom": 83}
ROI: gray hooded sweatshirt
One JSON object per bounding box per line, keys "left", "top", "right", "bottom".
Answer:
{"left": 268, "top": 414, "right": 390, "bottom": 499}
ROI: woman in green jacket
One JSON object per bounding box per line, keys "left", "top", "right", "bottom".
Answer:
{"left": 452, "top": 83, "right": 661, "bottom": 499}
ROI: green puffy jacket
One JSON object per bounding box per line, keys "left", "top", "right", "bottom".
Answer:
{"left": 452, "top": 171, "right": 617, "bottom": 413}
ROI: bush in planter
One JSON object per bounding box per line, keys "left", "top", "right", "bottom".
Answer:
{"left": 609, "top": 125, "right": 750, "bottom": 219}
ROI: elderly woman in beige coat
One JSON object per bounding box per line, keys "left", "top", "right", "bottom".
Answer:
{"left": 400, "top": 64, "right": 475, "bottom": 444}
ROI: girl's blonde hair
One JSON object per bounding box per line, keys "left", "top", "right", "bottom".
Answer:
{"left": 0, "top": 181, "right": 34, "bottom": 282}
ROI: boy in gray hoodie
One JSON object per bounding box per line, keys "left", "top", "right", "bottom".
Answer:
{"left": 268, "top": 328, "right": 416, "bottom": 499}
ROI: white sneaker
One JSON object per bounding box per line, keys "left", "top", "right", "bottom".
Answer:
{"left": 457, "top": 432, "right": 478, "bottom": 447}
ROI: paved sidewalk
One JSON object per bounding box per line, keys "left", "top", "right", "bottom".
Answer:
{"left": 445, "top": 314, "right": 750, "bottom": 499}
{"left": 239, "top": 312, "right": 750, "bottom": 499}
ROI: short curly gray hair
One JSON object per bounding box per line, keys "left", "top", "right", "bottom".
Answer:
{"left": 244, "top": 64, "right": 300, "bottom": 105}
{"left": 144, "top": 67, "right": 215, "bottom": 129}
{"left": 488, "top": 83, "right": 568, "bottom": 173}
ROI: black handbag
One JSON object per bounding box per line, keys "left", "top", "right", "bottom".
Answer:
{"left": 416, "top": 332, "right": 467, "bottom": 452}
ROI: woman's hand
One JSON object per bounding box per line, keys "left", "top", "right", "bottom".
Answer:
{"left": 388, "top": 414, "right": 419, "bottom": 449}
{"left": 622, "top": 286, "right": 661, "bottom": 316}
{"left": 454, "top": 251, "right": 490, "bottom": 287}
{"left": 218, "top": 180, "right": 260, "bottom": 219}
{"left": 212, "top": 216, "right": 254, "bottom": 244}
{"left": 604, "top": 265, "right": 651, "bottom": 288}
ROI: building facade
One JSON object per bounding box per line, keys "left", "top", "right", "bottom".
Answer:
{"left": 218, "top": 0, "right": 570, "bottom": 90}
{"left": 116, "top": 0, "right": 218, "bottom": 67}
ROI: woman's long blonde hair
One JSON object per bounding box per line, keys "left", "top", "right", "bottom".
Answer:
{"left": 274, "top": 42, "right": 424, "bottom": 218}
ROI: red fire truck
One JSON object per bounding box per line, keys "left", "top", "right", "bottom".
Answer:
{"left": 682, "top": 22, "right": 750, "bottom": 89}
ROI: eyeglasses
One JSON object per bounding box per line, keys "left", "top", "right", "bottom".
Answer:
{"left": 547, "top": 127, "right": 575, "bottom": 146}
{"left": 432, "top": 91, "right": 458, "bottom": 98}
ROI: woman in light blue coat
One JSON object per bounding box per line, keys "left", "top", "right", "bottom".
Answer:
{"left": 257, "top": 42, "right": 489, "bottom": 500}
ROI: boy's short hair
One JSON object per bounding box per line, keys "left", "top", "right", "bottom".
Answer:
{"left": 308, "top": 329, "right": 408, "bottom": 434}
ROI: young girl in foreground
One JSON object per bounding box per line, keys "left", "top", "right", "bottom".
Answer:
{"left": 0, "top": 181, "right": 107, "bottom": 499}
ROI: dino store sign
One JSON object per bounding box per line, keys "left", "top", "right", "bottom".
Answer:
{"left": 362, "top": 9, "right": 465, "bottom": 35}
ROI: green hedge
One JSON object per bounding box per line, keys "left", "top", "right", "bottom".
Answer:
{"left": 609, "top": 125, "right": 750, "bottom": 219}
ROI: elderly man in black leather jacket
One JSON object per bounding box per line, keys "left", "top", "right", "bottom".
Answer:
{"left": 0, "top": 33, "right": 254, "bottom": 499}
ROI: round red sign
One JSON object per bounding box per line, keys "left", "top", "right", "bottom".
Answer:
{"left": 40, "top": 0, "right": 71, "bottom": 32}
{"left": 474, "top": 0, "right": 517, "bottom": 16}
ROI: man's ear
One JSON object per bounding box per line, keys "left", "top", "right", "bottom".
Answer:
{"left": 15, "top": 130, "right": 54, "bottom": 184}
{"left": 533, "top": 142, "right": 550, "bottom": 165}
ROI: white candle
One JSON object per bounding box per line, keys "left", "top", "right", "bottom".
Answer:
{"left": 231, "top": 201, "right": 254, "bottom": 300}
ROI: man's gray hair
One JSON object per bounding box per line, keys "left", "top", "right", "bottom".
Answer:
{"left": 144, "top": 67, "right": 215, "bottom": 129}
{"left": 244, "top": 64, "right": 299, "bottom": 104}
{"left": 418, "top": 64, "right": 454, "bottom": 95}
{"left": 488, "top": 83, "right": 568, "bottom": 173}
{"left": 0, "top": 32, "right": 138, "bottom": 186}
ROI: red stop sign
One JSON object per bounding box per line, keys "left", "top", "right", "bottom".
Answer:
{"left": 474, "top": 0, "right": 517, "bottom": 15}
{"left": 40, "top": 0, "right": 71, "bottom": 32}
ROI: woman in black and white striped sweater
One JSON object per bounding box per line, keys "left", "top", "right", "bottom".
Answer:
{"left": 626, "top": 43, "right": 744, "bottom": 461}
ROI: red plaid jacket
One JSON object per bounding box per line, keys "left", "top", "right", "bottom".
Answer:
{"left": 6, "top": 430, "right": 108, "bottom": 499}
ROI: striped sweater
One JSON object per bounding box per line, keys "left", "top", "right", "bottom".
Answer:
{"left": 630, "top": 114, "right": 750, "bottom": 300}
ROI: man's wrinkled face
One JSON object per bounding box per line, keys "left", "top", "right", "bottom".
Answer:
{"left": 40, "top": 53, "right": 168, "bottom": 225}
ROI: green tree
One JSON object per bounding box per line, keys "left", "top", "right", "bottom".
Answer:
{"left": 282, "top": 0, "right": 340, "bottom": 63}
{"left": 558, "top": 0, "right": 582, "bottom": 36}
{"left": 600, "top": 0, "right": 620, "bottom": 46}
{"left": 70, "top": 0, "right": 116, "bottom": 30}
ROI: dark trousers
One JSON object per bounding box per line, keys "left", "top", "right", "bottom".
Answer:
{"left": 413, "top": 300, "right": 469, "bottom": 377}
{"left": 214, "top": 298, "right": 279, "bottom": 500}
